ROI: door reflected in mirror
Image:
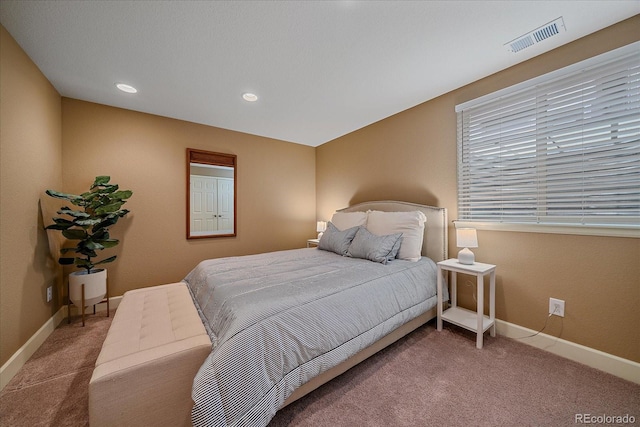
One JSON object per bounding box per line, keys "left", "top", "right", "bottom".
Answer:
{"left": 187, "top": 148, "right": 237, "bottom": 239}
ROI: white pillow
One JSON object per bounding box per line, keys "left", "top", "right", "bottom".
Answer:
{"left": 365, "top": 210, "right": 427, "bottom": 262}
{"left": 330, "top": 211, "right": 367, "bottom": 231}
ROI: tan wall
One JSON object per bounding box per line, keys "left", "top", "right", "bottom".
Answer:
{"left": 61, "top": 99, "right": 316, "bottom": 298}
{"left": 316, "top": 16, "right": 640, "bottom": 362}
{"left": 0, "top": 26, "right": 63, "bottom": 366}
{"left": 2, "top": 15, "right": 637, "bottom": 370}
{"left": 1, "top": 24, "right": 315, "bottom": 367}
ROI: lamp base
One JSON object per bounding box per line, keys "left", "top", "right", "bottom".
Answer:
{"left": 317, "top": 232, "right": 324, "bottom": 239}
{"left": 458, "top": 247, "right": 475, "bottom": 265}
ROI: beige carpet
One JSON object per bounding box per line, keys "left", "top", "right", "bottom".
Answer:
{"left": 271, "top": 325, "right": 640, "bottom": 426}
{"left": 0, "top": 312, "right": 113, "bottom": 427}
{"left": 1, "top": 311, "right": 638, "bottom": 427}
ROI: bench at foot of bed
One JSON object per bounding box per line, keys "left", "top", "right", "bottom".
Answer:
{"left": 89, "top": 282, "right": 212, "bottom": 427}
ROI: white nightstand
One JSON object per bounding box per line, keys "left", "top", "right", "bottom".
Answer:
{"left": 436, "top": 258, "right": 496, "bottom": 349}
{"left": 307, "top": 239, "right": 319, "bottom": 248}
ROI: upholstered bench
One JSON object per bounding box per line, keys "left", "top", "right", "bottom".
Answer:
{"left": 89, "top": 282, "right": 212, "bottom": 427}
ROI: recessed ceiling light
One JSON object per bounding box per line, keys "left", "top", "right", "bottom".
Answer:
{"left": 116, "top": 83, "right": 138, "bottom": 94}
{"left": 242, "top": 92, "right": 258, "bottom": 102}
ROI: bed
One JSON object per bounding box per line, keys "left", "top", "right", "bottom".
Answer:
{"left": 88, "top": 201, "right": 448, "bottom": 427}
{"left": 185, "top": 201, "right": 448, "bottom": 426}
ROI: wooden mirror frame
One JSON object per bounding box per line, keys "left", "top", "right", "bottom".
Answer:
{"left": 186, "top": 148, "right": 237, "bottom": 239}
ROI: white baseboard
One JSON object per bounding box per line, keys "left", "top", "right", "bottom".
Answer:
{"left": 0, "top": 306, "right": 66, "bottom": 390}
{"left": 0, "top": 296, "right": 122, "bottom": 391}
{"left": 3, "top": 302, "right": 637, "bottom": 391}
{"left": 496, "top": 319, "right": 640, "bottom": 385}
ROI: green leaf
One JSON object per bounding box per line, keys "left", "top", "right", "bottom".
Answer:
{"left": 95, "top": 202, "right": 124, "bottom": 215}
{"left": 111, "top": 190, "right": 133, "bottom": 200}
{"left": 77, "top": 247, "right": 97, "bottom": 258}
{"left": 91, "top": 228, "right": 109, "bottom": 240}
{"left": 95, "top": 238, "right": 119, "bottom": 248}
{"left": 81, "top": 191, "right": 100, "bottom": 201}
{"left": 62, "top": 229, "right": 87, "bottom": 240}
{"left": 92, "top": 216, "right": 118, "bottom": 232}
{"left": 75, "top": 218, "right": 102, "bottom": 226}
{"left": 88, "top": 195, "right": 114, "bottom": 210}
{"left": 46, "top": 190, "right": 86, "bottom": 207}
{"left": 75, "top": 258, "right": 94, "bottom": 270}
{"left": 92, "top": 176, "right": 111, "bottom": 188}
{"left": 53, "top": 218, "right": 74, "bottom": 225}
{"left": 94, "top": 255, "right": 117, "bottom": 265}
{"left": 103, "top": 184, "right": 119, "bottom": 194}
{"left": 92, "top": 184, "right": 118, "bottom": 194}
{"left": 57, "top": 207, "right": 90, "bottom": 218}
{"left": 60, "top": 248, "right": 77, "bottom": 254}
{"left": 58, "top": 257, "right": 75, "bottom": 265}
{"left": 45, "top": 223, "right": 72, "bottom": 230}
{"left": 45, "top": 189, "right": 82, "bottom": 202}
{"left": 84, "top": 241, "right": 105, "bottom": 251}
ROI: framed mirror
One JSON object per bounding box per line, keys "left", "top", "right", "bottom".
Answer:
{"left": 187, "top": 148, "right": 237, "bottom": 239}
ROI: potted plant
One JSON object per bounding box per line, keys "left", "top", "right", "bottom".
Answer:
{"left": 45, "top": 176, "right": 132, "bottom": 308}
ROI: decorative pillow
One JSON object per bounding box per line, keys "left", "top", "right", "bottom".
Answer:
{"left": 330, "top": 211, "right": 367, "bottom": 231}
{"left": 347, "top": 226, "right": 402, "bottom": 264}
{"left": 365, "top": 210, "right": 427, "bottom": 262}
{"left": 317, "top": 222, "right": 359, "bottom": 256}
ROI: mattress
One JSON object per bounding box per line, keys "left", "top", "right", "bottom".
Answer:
{"left": 184, "top": 248, "right": 442, "bottom": 427}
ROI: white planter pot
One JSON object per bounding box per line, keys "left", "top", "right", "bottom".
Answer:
{"left": 68, "top": 269, "right": 107, "bottom": 308}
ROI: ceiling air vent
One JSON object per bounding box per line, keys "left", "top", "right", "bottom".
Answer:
{"left": 505, "top": 17, "right": 566, "bottom": 53}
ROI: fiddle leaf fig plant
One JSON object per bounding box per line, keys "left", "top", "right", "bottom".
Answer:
{"left": 45, "top": 176, "right": 133, "bottom": 274}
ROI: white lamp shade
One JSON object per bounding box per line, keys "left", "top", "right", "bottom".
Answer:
{"left": 456, "top": 228, "right": 477, "bottom": 264}
{"left": 316, "top": 221, "right": 327, "bottom": 233}
{"left": 456, "top": 228, "right": 478, "bottom": 248}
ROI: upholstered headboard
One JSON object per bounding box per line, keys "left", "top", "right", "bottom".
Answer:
{"left": 337, "top": 200, "right": 448, "bottom": 262}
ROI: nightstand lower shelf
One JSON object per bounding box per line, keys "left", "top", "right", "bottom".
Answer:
{"left": 441, "top": 307, "right": 494, "bottom": 333}
{"left": 437, "top": 258, "right": 497, "bottom": 349}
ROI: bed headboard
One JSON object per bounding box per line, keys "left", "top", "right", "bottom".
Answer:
{"left": 336, "top": 201, "right": 448, "bottom": 262}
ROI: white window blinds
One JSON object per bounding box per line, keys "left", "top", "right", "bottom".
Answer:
{"left": 456, "top": 43, "right": 640, "bottom": 230}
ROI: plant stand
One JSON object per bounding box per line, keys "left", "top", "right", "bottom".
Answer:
{"left": 67, "top": 277, "right": 110, "bottom": 327}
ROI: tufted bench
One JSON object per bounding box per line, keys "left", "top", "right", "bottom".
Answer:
{"left": 89, "top": 282, "right": 212, "bottom": 427}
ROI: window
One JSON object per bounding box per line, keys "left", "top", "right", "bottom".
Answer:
{"left": 456, "top": 42, "right": 639, "bottom": 236}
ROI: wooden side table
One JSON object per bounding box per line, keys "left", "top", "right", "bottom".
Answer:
{"left": 437, "top": 258, "right": 496, "bottom": 349}
{"left": 67, "top": 278, "right": 110, "bottom": 327}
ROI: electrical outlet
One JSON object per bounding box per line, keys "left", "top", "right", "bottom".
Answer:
{"left": 549, "top": 297, "right": 565, "bottom": 317}
{"left": 46, "top": 286, "right": 53, "bottom": 303}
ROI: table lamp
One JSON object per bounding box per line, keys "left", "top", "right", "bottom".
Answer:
{"left": 316, "top": 221, "right": 327, "bottom": 239}
{"left": 456, "top": 228, "right": 478, "bottom": 265}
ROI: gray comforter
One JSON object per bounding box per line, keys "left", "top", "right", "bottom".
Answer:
{"left": 184, "top": 248, "right": 441, "bottom": 427}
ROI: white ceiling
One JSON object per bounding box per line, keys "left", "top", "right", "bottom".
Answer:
{"left": 1, "top": 1, "right": 638, "bottom": 147}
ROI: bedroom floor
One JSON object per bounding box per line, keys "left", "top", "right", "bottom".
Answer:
{"left": 0, "top": 311, "right": 112, "bottom": 427}
{"left": 272, "top": 325, "right": 640, "bottom": 426}
{"left": 1, "top": 310, "right": 638, "bottom": 427}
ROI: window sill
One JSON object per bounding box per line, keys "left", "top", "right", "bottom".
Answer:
{"left": 453, "top": 221, "right": 640, "bottom": 239}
